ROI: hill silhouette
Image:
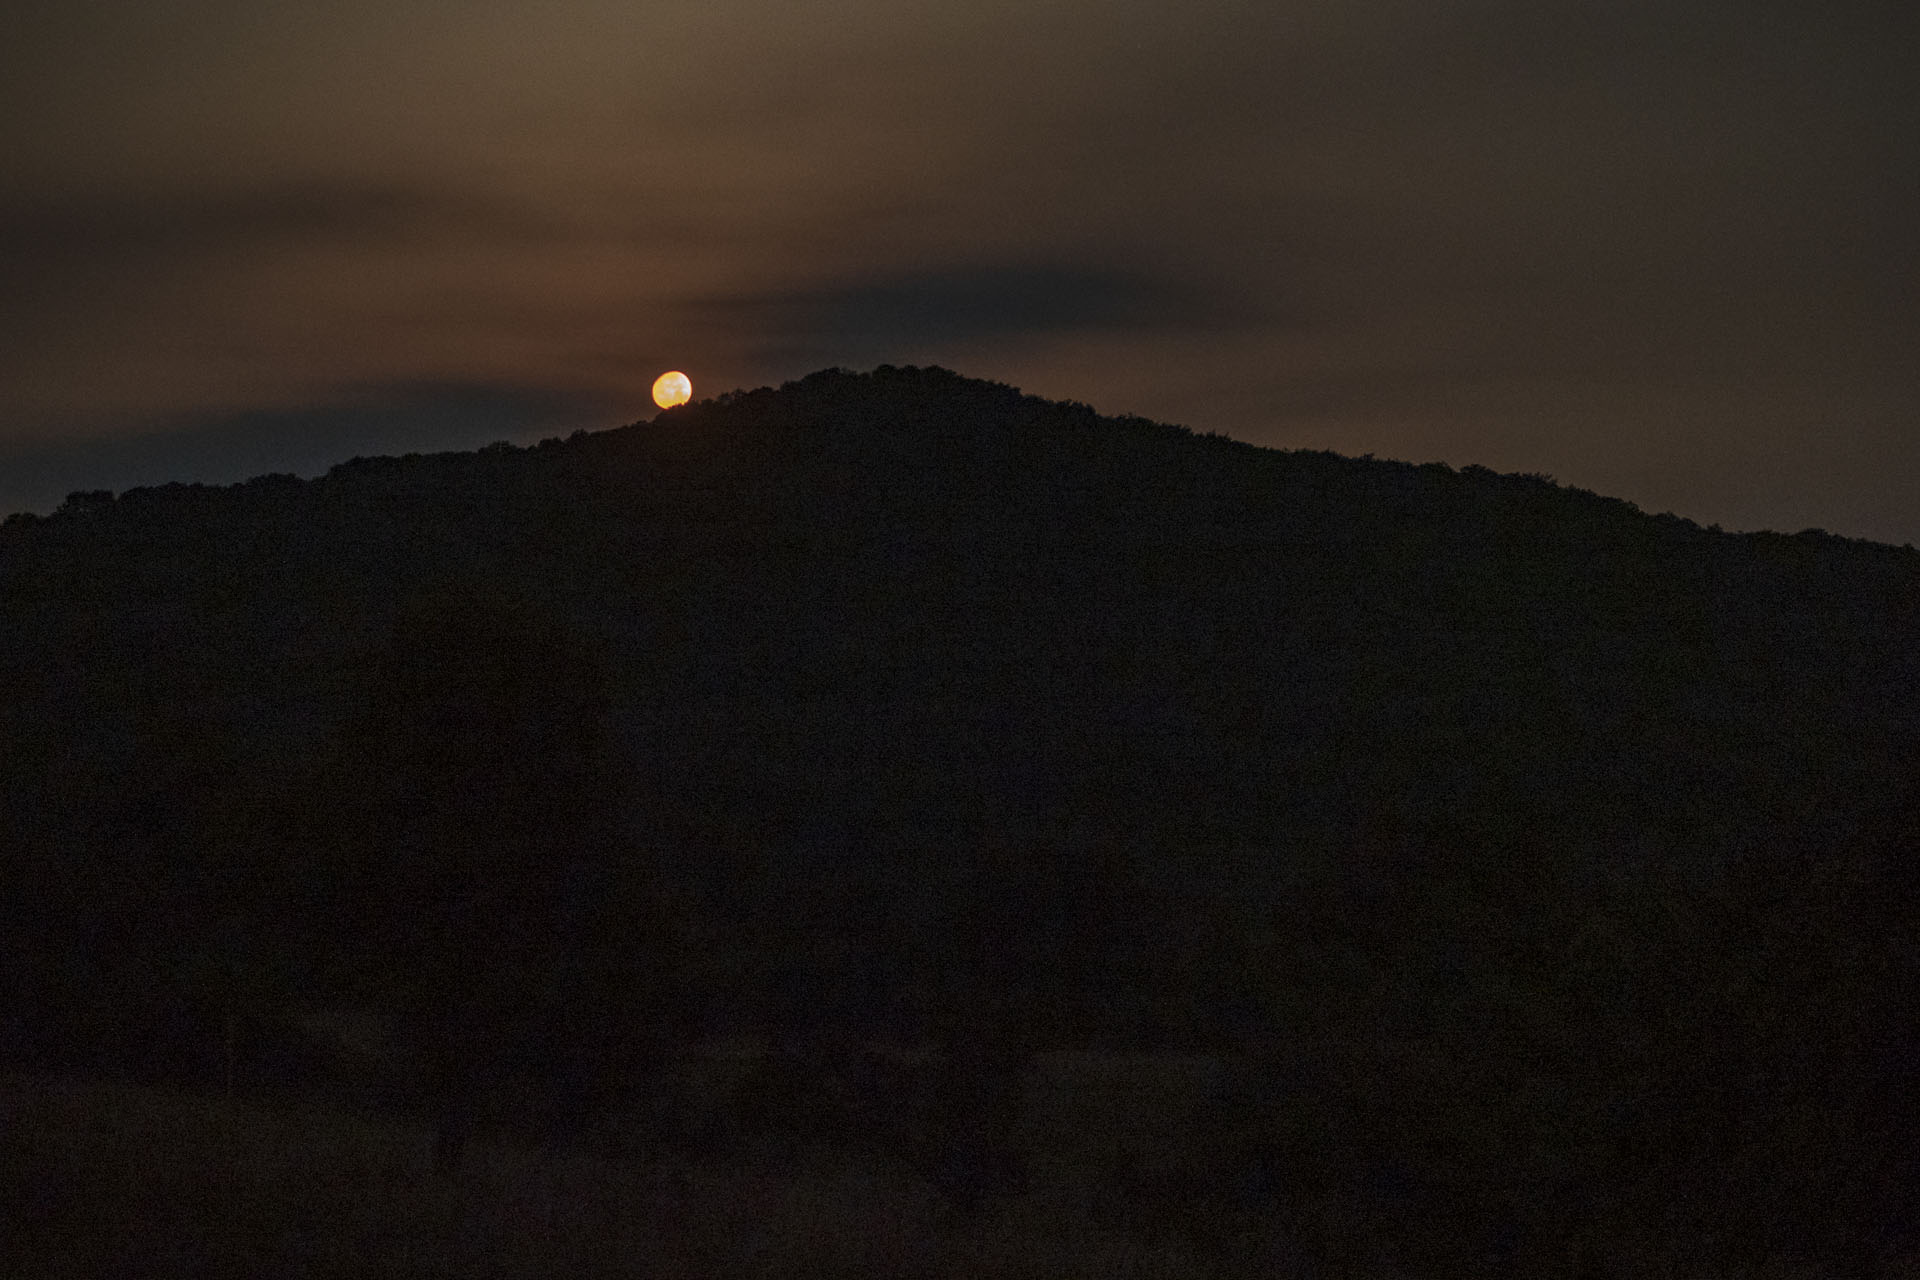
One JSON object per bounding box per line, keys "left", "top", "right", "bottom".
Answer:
{"left": 3, "top": 365, "right": 1917, "bottom": 1276}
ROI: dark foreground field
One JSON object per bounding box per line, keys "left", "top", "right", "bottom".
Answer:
{"left": 11, "top": 1062, "right": 1920, "bottom": 1280}
{"left": 6, "top": 1058, "right": 1316, "bottom": 1280}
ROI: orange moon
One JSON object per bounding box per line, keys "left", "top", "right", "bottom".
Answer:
{"left": 652, "top": 370, "right": 692, "bottom": 409}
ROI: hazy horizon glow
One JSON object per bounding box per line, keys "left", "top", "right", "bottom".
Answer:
{"left": 3, "top": 0, "right": 1914, "bottom": 542}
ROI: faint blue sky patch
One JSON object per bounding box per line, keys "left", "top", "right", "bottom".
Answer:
{"left": 0, "top": 381, "right": 613, "bottom": 517}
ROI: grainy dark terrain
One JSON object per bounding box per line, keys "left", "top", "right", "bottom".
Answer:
{"left": 4, "top": 365, "right": 1917, "bottom": 1276}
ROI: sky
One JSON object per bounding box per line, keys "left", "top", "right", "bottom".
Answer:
{"left": 3, "top": 0, "right": 1915, "bottom": 543}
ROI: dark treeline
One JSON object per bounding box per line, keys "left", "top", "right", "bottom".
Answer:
{"left": 3, "top": 365, "right": 1917, "bottom": 1274}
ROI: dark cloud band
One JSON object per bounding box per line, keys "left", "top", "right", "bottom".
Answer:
{"left": 695, "top": 262, "right": 1256, "bottom": 350}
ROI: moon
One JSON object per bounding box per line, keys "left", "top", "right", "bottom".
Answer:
{"left": 652, "top": 370, "right": 692, "bottom": 409}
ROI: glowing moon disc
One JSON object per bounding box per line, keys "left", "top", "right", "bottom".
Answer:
{"left": 652, "top": 370, "right": 692, "bottom": 409}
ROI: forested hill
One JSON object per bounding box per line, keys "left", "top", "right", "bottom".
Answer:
{"left": 3, "top": 364, "right": 1918, "bottom": 1273}
{"left": 4, "top": 364, "right": 1914, "bottom": 870}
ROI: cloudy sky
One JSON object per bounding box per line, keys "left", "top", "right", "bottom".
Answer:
{"left": 3, "top": 0, "right": 1914, "bottom": 542}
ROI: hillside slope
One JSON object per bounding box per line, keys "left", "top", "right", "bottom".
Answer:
{"left": 3, "top": 364, "right": 1916, "bottom": 1274}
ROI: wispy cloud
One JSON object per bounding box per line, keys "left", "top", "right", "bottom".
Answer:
{"left": 0, "top": 181, "right": 558, "bottom": 282}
